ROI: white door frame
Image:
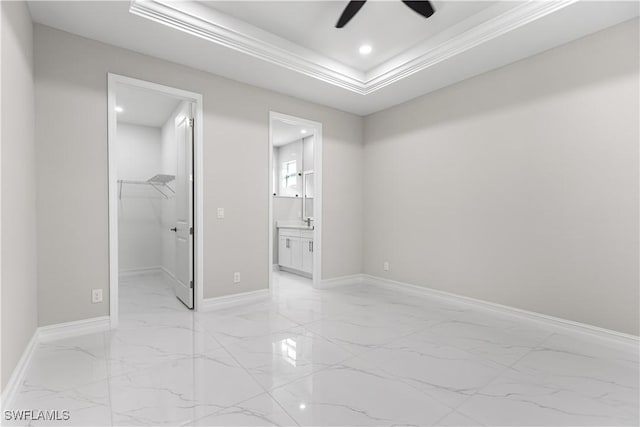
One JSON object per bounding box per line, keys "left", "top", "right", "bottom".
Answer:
{"left": 107, "top": 73, "right": 204, "bottom": 328}
{"left": 268, "top": 111, "right": 323, "bottom": 288}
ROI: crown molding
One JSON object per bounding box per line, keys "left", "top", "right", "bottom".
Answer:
{"left": 129, "top": 0, "right": 367, "bottom": 94}
{"left": 129, "top": 0, "right": 578, "bottom": 96}
{"left": 363, "top": 0, "right": 578, "bottom": 93}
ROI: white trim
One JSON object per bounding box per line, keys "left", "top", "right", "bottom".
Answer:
{"left": 118, "top": 266, "right": 163, "bottom": 278}
{"left": 362, "top": 274, "right": 639, "bottom": 347}
{"left": 268, "top": 112, "right": 323, "bottom": 291}
{"left": 129, "top": 0, "right": 364, "bottom": 93}
{"left": 200, "top": 289, "right": 270, "bottom": 312}
{"left": 0, "top": 332, "right": 38, "bottom": 409}
{"left": 107, "top": 73, "right": 205, "bottom": 329}
{"left": 160, "top": 266, "right": 176, "bottom": 281}
{"left": 1, "top": 316, "right": 111, "bottom": 407}
{"left": 38, "top": 316, "right": 111, "bottom": 343}
{"left": 363, "top": 0, "right": 578, "bottom": 93}
{"left": 129, "top": 0, "right": 578, "bottom": 95}
{"left": 316, "top": 274, "right": 364, "bottom": 289}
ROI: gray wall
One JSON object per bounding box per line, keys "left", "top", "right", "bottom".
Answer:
{"left": 363, "top": 19, "right": 639, "bottom": 335}
{"left": 1, "top": 1, "right": 38, "bottom": 390}
{"left": 34, "top": 24, "right": 364, "bottom": 326}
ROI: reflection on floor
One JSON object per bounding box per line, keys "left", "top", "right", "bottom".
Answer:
{"left": 5, "top": 270, "right": 639, "bottom": 426}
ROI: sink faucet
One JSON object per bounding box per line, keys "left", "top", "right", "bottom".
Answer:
{"left": 304, "top": 217, "right": 312, "bottom": 227}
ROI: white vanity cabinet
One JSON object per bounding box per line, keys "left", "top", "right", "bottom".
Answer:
{"left": 278, "top": 228, "right": 314, "bottom": 276}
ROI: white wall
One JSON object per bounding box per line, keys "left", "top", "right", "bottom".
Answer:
{"left": 363, "top": 19, "right": 639, "bottom": 335}
{"left": 1, "top": 1, "right": 37, "bottom": 390}
{"left": 116, "top": 123, "right": 163, "bottom": 272}
{"left": 34, "top": 24, "right": 364, "bottom": 325}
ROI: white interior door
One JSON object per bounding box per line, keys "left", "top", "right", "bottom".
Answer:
{"left": 173, "top": 103, "right": 194, "bottom": 308}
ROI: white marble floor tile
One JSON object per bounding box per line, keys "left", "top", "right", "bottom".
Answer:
{"left": 4, "top": 380, "right": 112, "bottom": 426}
{"left": 8, "top": 271, "right": 638, "bottom": 427}
{"left": 195, "top": 310, "right": 300, "bottom": 347}
{"left": 187, "top": 393, "right": 299, "bottom": 426}
{"left": 222, "top": 326, "right": 353, "bottom": 390}
{"left": 348, "top": 332, "right": 510, "bottom": 408}
{"left": 19, "top": 334, "right": 108, "bottom": 394}
{"left": 269, "top": 361, "right": 453, "bottom": 426}
{"left": 109, "top": 349, "right": 264, "bottom": 426}
{"left": 434, "top": 410, "right": 484, "bottom": 426}
{"left": 421, "top": 313, "right": 553, "bottom": 367}
{"left": 455, "top": 333, "right": 639, "bottom": 426}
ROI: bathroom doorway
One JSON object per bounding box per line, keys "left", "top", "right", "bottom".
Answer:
{"left": 107, "top": 74, "right": 204, "bottom": 328}
{"left": 269, "top": 112, "right": 323, "bottom": 289}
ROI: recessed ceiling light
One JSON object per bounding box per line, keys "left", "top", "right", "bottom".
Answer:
{"left": 299, "top": 403, "right": 306, "bottom": 410}
{"left": 359, "top": 44, "right": 372, "bottom": 55}
{"left": 115, "top": 106, "right": 123, "bottom": 113}
{"left": 300, "top": 129, "right": 307, "bottom": 134}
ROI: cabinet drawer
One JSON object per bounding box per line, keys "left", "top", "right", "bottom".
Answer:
{"left": 279, "top": 229, "right": 301, "bottom": 238}
{"left": 301, "top": 230, "right": 314, "bottom": 239}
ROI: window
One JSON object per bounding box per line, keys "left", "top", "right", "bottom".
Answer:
{"left": 283, "top": 160, "right": 297, "bottom": 188}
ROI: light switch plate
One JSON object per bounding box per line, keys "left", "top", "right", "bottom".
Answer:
{"left": 383, "top": 261, "right": 390, "bottom": 271}
{"left": 233, "top": 272, "right": 241, "bottom": 283}
{"left": 217, "top": 208, "right": 224, "bottom": 219}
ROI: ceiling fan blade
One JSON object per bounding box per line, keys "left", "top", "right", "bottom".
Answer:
{"left": 336, "top": 0, "right": 367, "bottom": 28}
{"left": 402, "top": 0, "right": 435, "bottom": 19}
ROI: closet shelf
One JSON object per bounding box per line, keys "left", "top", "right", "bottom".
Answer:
{"left": 118, "top": 174, "right": 175, "bottom": 199}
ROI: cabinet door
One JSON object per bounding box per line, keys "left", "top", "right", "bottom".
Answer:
{"left": 301, "top": 238, "right": 314, "bottom": 274}
{"left": 290, "top": 237, "right": 302, "bottom": 270}
{"left": 279, "top": 236, "right": 291, "bottom": 268}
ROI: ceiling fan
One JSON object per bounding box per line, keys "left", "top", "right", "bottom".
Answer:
{"left": 336, "top": 0, "right": 435, "bottom": 28}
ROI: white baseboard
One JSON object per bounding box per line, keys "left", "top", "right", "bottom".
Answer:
{"left": 38, "top": 316, "right": 111, "bottom": 343}
{"left": 316, "top": 274, "right": 364, "bottom": 289}
{"left": 278, "top": 266, "right": 312, "bottom": 279}
{"left": 363, "top": 274, "right": 639, "bottom": 347}
{"left": 1, "top": 315, "right": 110, "bottom": 408}
{"left": 119, "top": 266, "right": 163, "bottom": 278}
{"left": 0, "top": 332, "right": 38, "bottom": 409}
{"left": 159, "top": 266, "right": 176, "bottom": 281}
{"left": 201, "top": 289, "right": 270, "bottom": 311}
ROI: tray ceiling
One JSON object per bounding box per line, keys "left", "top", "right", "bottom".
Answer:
{"left": 29, "top": 1, "right": 639, "bottom": 115}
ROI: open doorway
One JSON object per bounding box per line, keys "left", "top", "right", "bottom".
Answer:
{"left": 107, "top": 74, "right": 203, "bottom": 328}
{"left": 269, "top": 112, "right": 323, "bottom": 290}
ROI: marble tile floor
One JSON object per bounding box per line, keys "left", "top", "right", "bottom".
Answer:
{"left": 3, "top": 270, "right": 638, "bottom": 426}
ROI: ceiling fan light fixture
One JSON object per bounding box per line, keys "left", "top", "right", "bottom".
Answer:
{"left": 359, "top": 44, "right": 372, "bottom": 55}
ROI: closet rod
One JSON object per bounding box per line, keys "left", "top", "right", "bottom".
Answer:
{"left": 117, "top": 179, "right": 175, "bottom": 200}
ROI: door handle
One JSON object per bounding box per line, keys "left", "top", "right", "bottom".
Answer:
{"left": 286, "top": 238, "right": 290, "bottom": 248}
{"left": 170, "top": 227, "right": 177, "bottom": 232}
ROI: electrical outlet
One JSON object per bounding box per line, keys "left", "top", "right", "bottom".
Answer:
{"left": 217, "top": 208, "right": 225, "bottom": 219}
{"left": 383, "top": 261, "right": 390, "bottom": 271}
{"left": 92, "top": 289, "right": 103, "bottom": 303}
{"left": 233, "top": 272, "right": 241, "bottom": 283}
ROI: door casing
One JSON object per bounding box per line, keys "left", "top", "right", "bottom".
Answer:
{"left": 107, "top": 73, "right": 204, "bottom": 328}
{"left": 268, "top": 111, "right": 323, "bottom": 288}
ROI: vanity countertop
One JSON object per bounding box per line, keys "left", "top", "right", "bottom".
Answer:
{"left": 276, "top": 220, "right": 314, "bottom": 230}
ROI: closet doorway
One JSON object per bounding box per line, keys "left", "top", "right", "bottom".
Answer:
{"left": 107, "top": 74, "right": 204, "bottom": 328}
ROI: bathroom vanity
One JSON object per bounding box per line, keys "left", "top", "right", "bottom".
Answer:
{"left": 277, "top": 222, "right": 314, "bottom": 277}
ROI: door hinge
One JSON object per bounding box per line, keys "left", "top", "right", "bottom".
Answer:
{"left": 190, "top": 280, "right": 194, "bottom": 289}
{"left": 188, "top": 118, "right": 194, "bottom": 127}
{"left": 189, "top": 227, "right": 194, "bottom": 235}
